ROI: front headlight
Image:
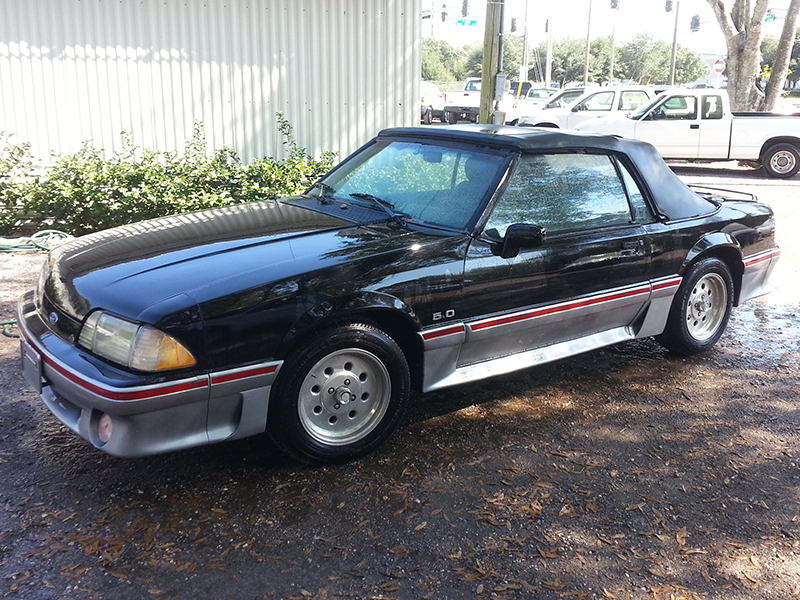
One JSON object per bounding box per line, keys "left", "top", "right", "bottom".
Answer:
{"left": 78, "top": 311, "right": 196, "bottom": 372}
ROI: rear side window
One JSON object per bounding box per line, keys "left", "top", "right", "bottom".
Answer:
{"left": 486, "top": 153, "right": 634, "bottom": 236}
{"left": 702, "top": 95, "right": 724, "bottom": 119}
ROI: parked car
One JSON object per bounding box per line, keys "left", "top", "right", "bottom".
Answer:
{"left": 19, "top": 125, "right": 779, "bottom": 465}
{"left": 501, "top": 87, "right": 557, "bottom": 125}
{"left": 517, "top": 86, "right": 657, "bottom": 129}
{"left": 576, "top": 88, "right": 800, "bottom": 178}
{"left": 420, "top": 81, "right": 448, "bottom": 124}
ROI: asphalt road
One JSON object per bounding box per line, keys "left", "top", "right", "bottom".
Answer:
{"left": 0, "top": 162, "right": 798, "bottom": 600}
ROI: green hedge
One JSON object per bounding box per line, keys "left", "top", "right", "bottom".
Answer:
{"left": 0, "top": 114, "right": 336, "bottom": 236}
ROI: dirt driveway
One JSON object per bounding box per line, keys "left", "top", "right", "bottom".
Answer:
{"left": 1, "top": 165, "right": 798, "bottom": 600}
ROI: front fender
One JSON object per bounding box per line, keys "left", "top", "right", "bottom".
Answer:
{"left": 279, "top": 291, "right": 420, "bottom": 355}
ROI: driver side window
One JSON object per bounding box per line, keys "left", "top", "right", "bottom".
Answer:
{"left": 485, "top": 153, "right": 633, "bottom": 237}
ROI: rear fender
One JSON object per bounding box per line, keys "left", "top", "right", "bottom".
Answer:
{"left": 683, "top": 233, "right": 744, "bottom": 304}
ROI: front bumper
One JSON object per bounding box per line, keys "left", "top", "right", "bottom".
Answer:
{"left": 17, "top": 291, "right": 282, "bottom": 458}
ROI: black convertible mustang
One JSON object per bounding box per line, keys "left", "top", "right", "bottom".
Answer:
{"left": 18, "top": 125, "right": 779, "bottom": 464}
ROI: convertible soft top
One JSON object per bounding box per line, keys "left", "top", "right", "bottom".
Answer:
{"left": 378, "top": 124, "right": 715, "bottom": 221}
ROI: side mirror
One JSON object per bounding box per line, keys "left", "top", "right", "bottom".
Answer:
{"left": 498, "top": 223, "right": 547, "bottom": 258}
{"left": 572, "top": 104, "right": 583, "bottom": 112}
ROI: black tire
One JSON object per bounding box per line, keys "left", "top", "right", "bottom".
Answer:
{"left": 445, "top": 110, "right": 457, "bottom": 124}
{"left": 762, "top": 143, "right": 800, "bottom": 179}
{"left": 268, "top": 323, "right": 410, "bottom": 465}
{"left": 423, "top": 107, "right": 433, "bottom": 125}
{"left": 441, "top": 109, "right": 451, "bottom": 124}
{"left": 656, "top": 257, "right": 734, "bottom": 356}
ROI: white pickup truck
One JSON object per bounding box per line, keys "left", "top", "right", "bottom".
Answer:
{"left": 443, "top": 77, "right": 482, "bottom": 123}
{"left": 577, "top": 88, "right": 800, "bottom": 179}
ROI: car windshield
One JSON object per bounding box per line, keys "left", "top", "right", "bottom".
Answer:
{"left": 308, "top": 141, "right": 508, "bottom": 231}
{"left": 629, "top": 94, "right": 663, "bottom": 119}
{"left": 543, "top": 89, "right": 584, "bottom": 109}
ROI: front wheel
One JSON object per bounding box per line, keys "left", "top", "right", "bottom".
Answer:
{"left": 656, "top": 258, "right": 734, "bottom": 356}
{"left": 762, "top": 143, "right": 800, "bottom": 179}
{"left": 268, "top": 324, "right": 410, "bottom": 465}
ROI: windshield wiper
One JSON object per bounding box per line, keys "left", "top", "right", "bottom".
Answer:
{"left": 348, "top": 193, "right": 408, "bottom": 227}
{"left": 308, "top": 181, "right": 336, "bottom": 204}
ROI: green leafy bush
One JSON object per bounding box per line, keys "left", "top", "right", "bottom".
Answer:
{"left": 0, "top": 133, "right": 36, "bottom": 235}
{"left": 0, "top": 114, "right": 335, "bottom": 236}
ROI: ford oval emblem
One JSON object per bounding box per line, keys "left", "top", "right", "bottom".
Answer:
{"left": 49, "top": 312, "right": 59, "bottom": 325}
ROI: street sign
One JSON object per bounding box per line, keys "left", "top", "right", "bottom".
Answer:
{"left": 457, "top": 18, "right": 477, "bottom": 25}
{"left": 713, "top": 59, "right": 725, "bottom": 74}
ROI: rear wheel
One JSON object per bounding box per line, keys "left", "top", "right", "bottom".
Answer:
{"left": 269, "top": 324, "right": 410, "bottom": 465}
{"left": 423, "top": 107, "right": 433, "bottom": 125}
{"left": 762, "top": 143, "right": 800, "bottom": 179}
{"left": 656, "top": 258, "right": 733, "bottom": 356}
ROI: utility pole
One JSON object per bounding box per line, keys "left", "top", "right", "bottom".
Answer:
{"left": 479, "top": 0, "right": 506, "bottom": 124}
{"left": 668, "top": 1, "right": 680, "bottom": 85}
{"left": 609, "top": 1, "right": 619, "bottom": 83}
{"left": 545, "top": 0, "right": 553, "bottom": 87}
{"left": 583, "top": 0, "right": 593, "bottom": 86}
{"left": 520, "top": 0, "right": 530, "bottom": 85}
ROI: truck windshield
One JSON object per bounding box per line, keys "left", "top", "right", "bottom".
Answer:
{"left": 629, "top": 95, "right": 663, "bottom": 119}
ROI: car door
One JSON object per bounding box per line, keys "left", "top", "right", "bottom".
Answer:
{"left": 696, "top": 93, "right": 731, "bottom": 159}
{"left": 564, "top": 90, "right": 616, "bottom": 128}
{"left": 458, "top": 152, "right": 653, "bottom": 368}
{"left": 633, "top": 94, "right": 701, "bottom": 158}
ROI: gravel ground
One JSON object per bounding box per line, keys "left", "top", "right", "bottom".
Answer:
{"left": 0, "top": 164, "right": 798, "bottom": 600}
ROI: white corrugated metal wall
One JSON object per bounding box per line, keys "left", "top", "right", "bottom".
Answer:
{"left": 0, "top": 0, "right": 421, "bottom": 164}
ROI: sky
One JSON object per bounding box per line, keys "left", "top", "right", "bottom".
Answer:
{"left": 422, "top": 0, "right": 795, "bottom": 59}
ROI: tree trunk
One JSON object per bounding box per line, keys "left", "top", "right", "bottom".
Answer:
{"left": 706, "top": 0, "right": 770, "bottom": 111}
{"left": 762, "top": 0, "right": 800, "bottom": 110}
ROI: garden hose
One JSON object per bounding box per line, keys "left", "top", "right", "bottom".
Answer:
{"left": 1, "top": 230, "right": 72, "bottom": 338}
{"left": 1, "top": 320, "right": 18, "bottom": 338}
{"left": 0, "top": 229, "right": 72, "bottom": 252}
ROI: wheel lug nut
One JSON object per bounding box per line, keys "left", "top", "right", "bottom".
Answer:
{"left": 334, "top": 403, "right": 341, "bottom": 410}
{"left": 328, "top": 387, "right": 335, "bottom": 394}
{"left": 344, "top": 378, "right": 351, "bottom": 385}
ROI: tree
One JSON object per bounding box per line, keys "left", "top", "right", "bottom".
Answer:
{"left": 706, "top": 0, "right": 800, "bottom": 111}
{"left": 422, "top": 38, "right": 468, "bottom": 82}
{"left": 761, "top": 32, "right": 800, "bottom": 85}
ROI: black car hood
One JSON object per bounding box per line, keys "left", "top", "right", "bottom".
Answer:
{"left": 42, "top": 199, "right": 379, "bottom": 321}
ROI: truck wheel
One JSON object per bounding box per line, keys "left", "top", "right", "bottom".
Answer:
{"left": 655, "top": 258, "right": 733, "bottom": 356}
{"left": 762, "top": 143, "right": 800, "bottom": 179}
{"left": 269, "top": 323, "right": 410, "bottom": 465}
{"left": 441, "top": 110, "right": 451, "bottom": 124}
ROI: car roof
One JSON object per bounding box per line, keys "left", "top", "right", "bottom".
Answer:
{"left": 376, "top": 124, "right": 714, "bottom": 221}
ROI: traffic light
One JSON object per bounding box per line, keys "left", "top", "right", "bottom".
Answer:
{"left": 511, "top": 18, "right": 517, "bottom": 32}
{"left": 441, "top": 3, "right": 447, "bottom": 21}
{"left": 665, "top": 1, "right": 673, "bottom": 12}
{"left": 610, "top": 0, "right": 619, "bottom": 9}
{"left": 462, "top": 0, "right": 469, "bottom": 17}
{"left": 690, "top": 14, "right": 700, "bottom": 31}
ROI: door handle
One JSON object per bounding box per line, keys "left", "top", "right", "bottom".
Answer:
{"left": 690, "top": 124, "right": 699, "bottom": 129}
{"left": 621, "top": 240, "right": 644, "bottom": 256}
